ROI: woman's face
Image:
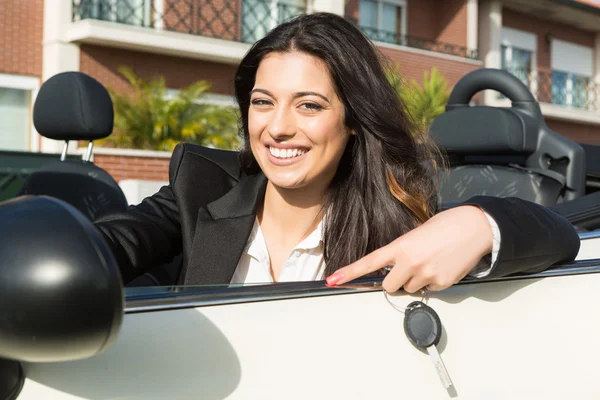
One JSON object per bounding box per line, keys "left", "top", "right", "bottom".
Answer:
{"left": 248, "top": 51, "right": 351, "bottom": 191}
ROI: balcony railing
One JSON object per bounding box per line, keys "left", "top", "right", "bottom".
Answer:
{"left": 71, "top": 0, "right": 306, "bottom": 44}
{"left": 504, "top": 67, "right": 600, "bottom": 112}
{"left": 345, "top": 17, "right": 478, "bottom": 60}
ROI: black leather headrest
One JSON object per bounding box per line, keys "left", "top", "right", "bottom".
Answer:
{"left": 33, "top": 72, "right": 114, "bottom": 141}
{"left": 429, "top": 107, "right": 538, "bottom": 155}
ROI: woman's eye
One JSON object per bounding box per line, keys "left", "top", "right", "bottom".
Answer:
{"left": 300, "top": 102, "right": 323, "bottom": 111}
{"left": 251, "top": 99, "right": 271, "bottom": 106}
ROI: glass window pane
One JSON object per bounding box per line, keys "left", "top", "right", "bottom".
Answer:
{"left": 359, "top": 0, "right": 377, "bottom": 28}
{"left": 380, "top": 3, "right": 399, "bottom": 44}
{"left": 501, "top": 45, "right": 508, "bottom": 70}
{"left": 278, "top": 0, "right": 305, "bottom": 24}
{"left": 572, "top": 74, "right": 589, "bottom": 109}
{"left": 242, "top": 0, "right": 272, "bottom": 43}
{"left": 552, "top": 70, "right": 568, "bottom": 106}
{"left": 116, "top": 0, "right": 145, "bottom": 26}
{"left": 511, "top": 48, "right": 531, "bottom": 73}
{"left": 381, "top": 4, "right": 397, "bottom": 33}
{"left": 359, "top": 0, "right": 378, "bottom": 41}
{"left": 0, "top": 88, "right": 29, "bottom": 151}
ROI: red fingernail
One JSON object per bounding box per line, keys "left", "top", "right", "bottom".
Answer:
{"left": 326, "top": 270, "right": 345, "bottom": 286}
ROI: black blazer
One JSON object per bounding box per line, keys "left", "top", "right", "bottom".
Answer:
{"left": 95, "top": 143, "right": 581, "bottom": 285}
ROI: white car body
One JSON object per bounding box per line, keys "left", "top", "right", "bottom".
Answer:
{"left": 14, "top": 233, "right": 600, "bottom": 400}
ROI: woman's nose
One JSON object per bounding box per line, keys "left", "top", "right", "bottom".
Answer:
{"left": 267, "top": 107, "right": 296, "bottom": 139}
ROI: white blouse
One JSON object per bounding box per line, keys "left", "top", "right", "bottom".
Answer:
{"left": 230, "top": 213, "right": 501, "bottom": 284}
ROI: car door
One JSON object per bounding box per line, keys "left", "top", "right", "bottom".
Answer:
{"left": 15, "top": 254, "right": 600, "bottom": 400}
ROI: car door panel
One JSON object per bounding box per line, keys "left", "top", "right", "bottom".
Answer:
{"left": 18, "top": 264, "right": 600, "bottom": 400}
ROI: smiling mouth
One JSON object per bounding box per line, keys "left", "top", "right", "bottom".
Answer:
{"left": 268, "top": 146, "right": 308, "bottom": 159}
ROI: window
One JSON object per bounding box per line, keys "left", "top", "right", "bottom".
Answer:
{"left": 550, "top": 39, "right": 593, "bottom": 110}
{"left": 359, "top": 0, "right": 406, "bottom": 44}
{"left": 0, "top": 74, "right": 39, "bottom": 152}
{"left": 551, "top": 71, "right": 591, "bottom": 108}
{"left": 242, "top": 0, "right": 306, "bottom": 43}
{"left": 500, "top": 28, "right": 537, "bottom": 94}
{"left": 501, "top": 45, "right": 533, "bottom": 87}
{"left": 0, "top": 89, "right": 29, "bottom": 151}
{"left": 79, "top": 0, "right": 151, "bottom": 26}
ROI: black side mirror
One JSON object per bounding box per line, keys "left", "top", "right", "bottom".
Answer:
{"left": 0, "top": 196, "right": 123, "bottom": 363}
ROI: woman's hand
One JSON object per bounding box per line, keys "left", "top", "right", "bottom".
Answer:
{"left": 325, "top": 205, "right": 494, "bottom": 293}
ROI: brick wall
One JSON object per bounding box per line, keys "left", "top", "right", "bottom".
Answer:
{"left": 503, "top": 8, "right": 596, "bottom": 72}
{"left": 406, "top": 0, "right": 437, "bottom": 41}
{"left": 80, "top": 44, "right": 238, "bottom": 96}
{"left": 93, "top": 153, "right": 170, "bottom": 182}
{"left": 0, "top": 0, "right": 44, "bottom": 78}
{"left": 546, "top": 118, "right": 600, "bottom": 145}
{"left": 379, "top": 46, "right": 481, "bottom": 88}
{"left": 344, "top": 0, "right": 468, "bottom": 47}
{"left": 436, "top": 0, "right": 467, "bottom": 47}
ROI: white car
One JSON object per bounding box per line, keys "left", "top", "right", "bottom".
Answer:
{"left": 0, "top": 195, "right": 599, "bottom": 400}
{"left": 3, "top": 68, "right": 600, "bottom": 399}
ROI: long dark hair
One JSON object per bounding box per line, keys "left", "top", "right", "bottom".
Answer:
{"left": 234, "top": 12, "right": 440, "bottom": 276}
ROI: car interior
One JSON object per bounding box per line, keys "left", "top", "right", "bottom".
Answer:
{"left": 16, "top": 72, "right": 128, "bottom": 221}
{"left": 9, "top": 68, "right": 600, "bottom": 288}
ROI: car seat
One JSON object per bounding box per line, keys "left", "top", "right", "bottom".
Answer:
{"left": 18, "top": 71, "right": 128, "bottom": 220}
{"left": 429, "top": 68, "right": 585, "bottom": 207}
{"left": 19, "top": 71, "right": 183, "bottom": 287}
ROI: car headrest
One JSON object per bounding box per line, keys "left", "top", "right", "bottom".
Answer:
{"left": 429, "top": 107, "right": 539, "bottom": 155}
{"left": 33, "top": 72, "right": 114, "bottom": 141}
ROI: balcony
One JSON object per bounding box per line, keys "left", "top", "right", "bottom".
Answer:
{"left": 71, "top": 0, "right": 306, "bottom": 44}
{"left": 504, "top": 68, "right": 600, "bottom": 112}
{"left": 345, "top": 17, "right": 478, "bottom": 60}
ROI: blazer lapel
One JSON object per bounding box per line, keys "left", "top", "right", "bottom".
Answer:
{"left": 184, "top": 172, "right": 267, "bottom": 285}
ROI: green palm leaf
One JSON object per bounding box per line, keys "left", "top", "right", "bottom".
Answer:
{"left": 98, "top": 66, "right": 241, "bottom": 151}
{"left": 387, "top": 66, "right": 450, "bottom": 132}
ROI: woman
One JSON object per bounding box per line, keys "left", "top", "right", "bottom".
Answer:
{"left": 95, "top": 12, "right": 579, "bottom": 293}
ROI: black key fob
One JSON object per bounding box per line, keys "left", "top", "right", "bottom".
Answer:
{"left": 403, "top": 301, "right": 442, "bottom": 349}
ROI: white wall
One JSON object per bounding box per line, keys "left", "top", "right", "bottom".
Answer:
{"left": 119, "top": 179, "right": 169, "bottom": 205}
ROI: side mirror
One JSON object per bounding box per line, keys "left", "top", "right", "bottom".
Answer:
{"left": 0, "top": 196, "right": 123, "bottom": 363}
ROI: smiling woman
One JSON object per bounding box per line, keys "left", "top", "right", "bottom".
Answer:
{"left": 93, "top": 12, "right": 579, "bottom": 294}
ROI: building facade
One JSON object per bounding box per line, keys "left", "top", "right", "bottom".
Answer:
{"left": 1, "top": 0, "right": 599, "bottom": 184}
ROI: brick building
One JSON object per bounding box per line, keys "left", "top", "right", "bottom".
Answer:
{"left": 1, "top": 0, "right": 600, "bottom": 186}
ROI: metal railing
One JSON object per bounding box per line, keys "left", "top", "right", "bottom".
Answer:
{"left": 503, "top": 67, "right": 600, "bottom": 112}
{"left": 72, "top": 0, "right": 306, "bottom": 43}
{"left": 345, "top": 17, "right": 478, "bottom": 60}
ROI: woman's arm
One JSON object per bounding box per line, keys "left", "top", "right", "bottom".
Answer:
{"left": 463, "top": 196, "right": 580, "bottom": 278}
{"left": 94, "top": 144, "right": 186, "bottom": 283}
{"left": 326, "top": 196, "right": 580, "bottom": 292}
{"left": 95, "top": 185, "right": 182, "bottom": 283}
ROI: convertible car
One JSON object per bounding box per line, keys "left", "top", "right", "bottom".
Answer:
{"left": 1, "top": 69, "right": 600, "bottom": 400}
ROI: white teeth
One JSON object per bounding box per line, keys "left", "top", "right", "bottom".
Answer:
{"left": 269, "top": 146, "right": 307, "bottom": 159}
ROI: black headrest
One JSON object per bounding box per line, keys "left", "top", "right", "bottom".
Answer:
{"left": 33, "top": 72, "right": 114, "bottom": 141}
{"left": 429, "top": 107, "right": 539, "bottom": 155}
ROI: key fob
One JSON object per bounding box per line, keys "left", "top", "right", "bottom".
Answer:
{"left": 403, "top": 301, "right": 442, "bottom": 349}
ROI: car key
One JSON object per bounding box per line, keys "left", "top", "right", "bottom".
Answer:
{"left": 403, "top": 301, "right": 453, "bottom": 390}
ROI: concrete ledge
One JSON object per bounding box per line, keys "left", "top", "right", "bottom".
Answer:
{"left": 486, "top": 97, "right": 600, "bottom": 126}
{"left": 64, "top": 19, "right": 251, "bottom": 64}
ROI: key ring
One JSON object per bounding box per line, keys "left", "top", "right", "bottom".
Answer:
{"left": 383, "top": 287, "right": 428, "bottom": 315}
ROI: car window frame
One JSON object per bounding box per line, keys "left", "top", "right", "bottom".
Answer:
{"left": 124, "top": 254, "right": 600, "bottom": 314}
